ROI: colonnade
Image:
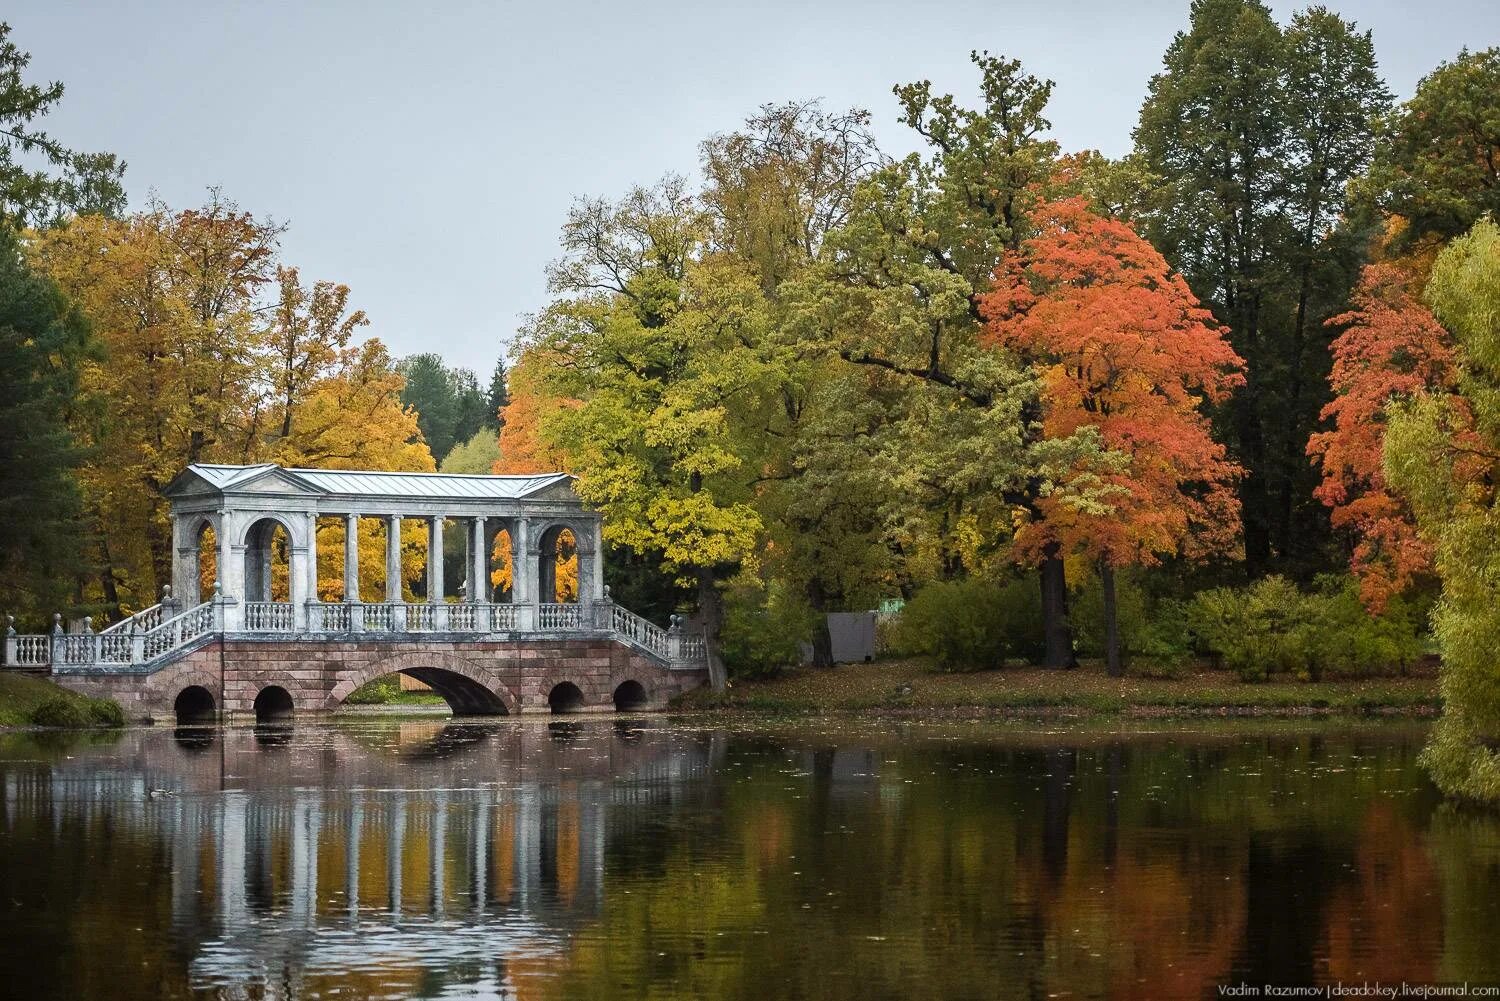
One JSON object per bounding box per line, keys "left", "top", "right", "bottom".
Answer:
{"left": 169, "top": 509, "right": 604, "bottom": 632}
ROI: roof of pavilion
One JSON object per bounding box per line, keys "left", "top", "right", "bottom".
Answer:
{"left": 165, "top": 463, "right": 575, "bottom": 502}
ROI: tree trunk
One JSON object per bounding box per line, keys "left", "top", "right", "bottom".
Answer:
{"left": 698, "top": 570, "right": 729, "bottom": 692}
{"left": 1101, "top": 560, "right": 1122, "bottom": 678}
{"left": 1040, "top": 543, "right": 1076, "bottom": 669}
{"left": 807, "top": 579, "right": 833, "bottom": 669}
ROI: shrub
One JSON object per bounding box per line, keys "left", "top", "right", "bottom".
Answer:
{"left": 1071, "top": 571, "right": 1192, "bottom": 674}
{"left": 86, "top": 698, "right": 125, "bottom": 727}
{"left": 720, "top": 581, "right": 811, "bottom": 680}
{"left": 891, "top": 576, "right": 1044, "bottom": 671}
{"left": 1186, "top": 575, "right": 1428, "bottom": 682}
{"left": 344, "top": 676, "right": 401, "bottom": 704}
{"left": 28, "top": 696, "right": 89, "bottom": 728}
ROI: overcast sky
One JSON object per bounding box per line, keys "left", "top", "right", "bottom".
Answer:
{"left": 9, "top": 1, "right": 1499, "bottom": 374}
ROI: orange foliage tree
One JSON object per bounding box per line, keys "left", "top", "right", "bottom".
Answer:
{"left": 979, "top": 198, "right": 1244, "bottom": 674}
{"left": 1307, "top": 262, "right": 1457, "bottom": 609}
{"left": 493, "top": 347, "right": 575, "bottom": 475}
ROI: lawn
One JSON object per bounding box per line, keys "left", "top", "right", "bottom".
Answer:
{"left": 675, "top": 658, "right": 1442, "bottom": 717}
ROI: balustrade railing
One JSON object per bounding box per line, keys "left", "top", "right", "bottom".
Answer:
{"left": 99, "top": 601, "right": 166, "bottom": 636}
{"left": 6, "top": 594, "right": 710, "bottom": 671}
{"left": 539, "top": 603, "right": 582, "bottom": 630}
{"left": 362, "top": 602, "right": 395, "bottom": 632}
{"left": 244, "top": 602, "right": 295, "bottom": 632}
{"left": 12, "top": 634, "right": 50, "bottom": 667}
{"left": 610, "top": 603, "right": 669, "bottom": 658}
{"left": 447, "top": 604, "right": 477, "bottom": 631}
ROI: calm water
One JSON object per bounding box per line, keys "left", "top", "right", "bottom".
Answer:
{"left": 0, "top": 717, "right": 1496, "bottom": 1000}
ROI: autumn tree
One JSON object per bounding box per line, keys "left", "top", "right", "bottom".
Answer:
{"left": 521, "top": 178, "right": 788, "bottom": 689}
{"left": 1307, "top": 264, "right": 1456, "bottom": 609}
{"left": 791, "top": 51, "right": 1099, "bottom": 667}
{"left": 266, "top": 266, "right": 368, "bottom": 440}
{"left": 1383, "top": 219, "right": 1500, "bottom": 801}
{"left": 980, "top": 198, "right": 1245, "bottom": 675}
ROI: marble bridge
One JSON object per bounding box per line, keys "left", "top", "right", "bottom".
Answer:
{"left": 1, "top": 464, "right": 710, "bottom": 722}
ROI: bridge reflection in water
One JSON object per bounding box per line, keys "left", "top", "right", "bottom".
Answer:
{"left": 0, "top": 721, "right": 715, "bottom": 998}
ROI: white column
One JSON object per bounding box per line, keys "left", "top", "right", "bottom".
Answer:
{"left": 385, "top": 515, "right": 403, "bottom": 602}
{"left": 343, "top": 514, "right": 360, "bottom": 602}
{"left": 219, "top": 511, "right": 243, "bottom": 631}
{"left": 427, "top": 516, "right": 445, "bottom": 602}
{"left": 469, "top": 516, "right": 487, "bottom": 604}
{"left": 513, "top": 518, "right": 536, "bottom": 631}
{"left": 305, "top": 512, "right": 320, "bottom": 603}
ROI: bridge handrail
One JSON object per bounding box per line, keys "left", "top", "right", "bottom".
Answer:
{"left": 608, "top": 602, "right": 670, "bottom": 658}
{"left": 98, "top": 601, "right": 166, "bottom": 636}
{"left": 6, "top": 596, "right": 710, "bottom": 671}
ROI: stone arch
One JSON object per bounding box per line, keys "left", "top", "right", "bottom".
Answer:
{"left": 241, "top": 515, "right": 296, "bottom": 603}
{"left": 234, "top": 511, "right": 304, "bottom": 549}
{"left": 253, "top": 684, "right": 294, "bottom": 722}
{"left": 535, "top": 520, "right": 589, "bottom": 604}
{"left": 529, "top": 671, "right": 601, "bottom": 713}
{"left": 547, "top": 680, "right": 586, "bottom": 714}
{"left": 174, "top": 685, "right": 217, "bottom": 725}
{"left": 153, "top": 669, "right": 221, "bottom": 716}
{"left": 612, "top": 678, "right": 648, "bottom": 711}
{"left": 326, "top": 651, "right": 517, "bottom": 716}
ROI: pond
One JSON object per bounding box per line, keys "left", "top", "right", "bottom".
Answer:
{"left": 0, "top": 717, "right": 1495, "bottom": 1000}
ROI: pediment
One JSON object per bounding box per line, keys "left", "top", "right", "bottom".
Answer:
{"left": 228, "top": 467, "right": 326, "bottom": 496}
{"left": 523, "top": 477, "right": 580, "bottom": 502}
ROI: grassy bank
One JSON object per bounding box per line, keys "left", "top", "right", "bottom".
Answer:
{"left": 675, "top": 658, "right": 1442, "bottom": 717}
{"left": 0, "top": 673, "right": 125, "bottom": 728}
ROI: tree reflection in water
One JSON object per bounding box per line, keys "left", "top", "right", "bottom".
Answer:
{"left": 0, "top": 720, "right": 1493, "bottom": 1000}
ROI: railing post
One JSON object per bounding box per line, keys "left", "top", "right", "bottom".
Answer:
{"left": 666, "top": 614, "right": 682, "bottom": 664}
{"left": 4, "top": 616, "right": 15, "bottom": 667}
{"left": 218, "top": 580, "right": 241, "bottom": 632}
{"left": 49, "top": 613, "right": 64, "bottom": 671}
{"left": 350, "top": 601, "right": 364, "bottom": 633}
{"left": 130, "top": 619, "right": 145, "bottom": 664}
{"left": 435, "top": 601, "right": 449, "bottom": 631}
{"left": 392, "top": 601, "right": 407, "bottom": 632}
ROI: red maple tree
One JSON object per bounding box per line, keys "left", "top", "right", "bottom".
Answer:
{"left": 1307, "top": 262, "right": 1456, "bottom": 610}
{"left": 979, "top": 197, "right": 1245, "bottom": 673}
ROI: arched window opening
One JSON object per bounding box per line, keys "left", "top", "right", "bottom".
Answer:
{"left": 489, "top": 528, "right": 515, "bottom": 603}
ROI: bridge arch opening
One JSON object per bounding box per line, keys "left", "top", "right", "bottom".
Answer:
{"left": 174, "top": 685, "right": 217, "bottom": 725}
{"left": 538, "top": 526, "right": 579, "bottom": 604}
{"left": 548, "top": 681, "right": 585, "bottom": 714}
{"left": 243, "top": 517, "right": 292, "bottom": 603}
{"left": 254, "top": 685, "right": 294, "bottom": 722}
{"left": 340, "top": 667, "right": 511, "bottom": 717}
{"left": 613, "top": 680, "right": 648, "bottom": 711}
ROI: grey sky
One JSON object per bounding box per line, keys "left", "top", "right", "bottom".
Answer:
{"left": 9, "top": 1, "right": 1499, "bottom": 375}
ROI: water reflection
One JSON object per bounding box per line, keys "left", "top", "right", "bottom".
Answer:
{"left": 0, "top": 720, "right": 1495, "bottom": 1000}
